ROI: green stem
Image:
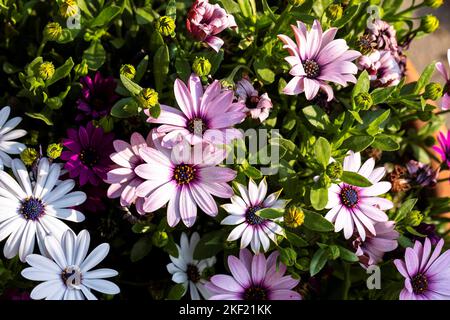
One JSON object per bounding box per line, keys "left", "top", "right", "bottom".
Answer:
{"left": 436, "top": 109, "right": 450, "bottom": 116}
{"left": 396, "top": 3, "right": 424, "bottom": 17}
{"left": 342, "top": 263, "right": 351, "bottom": 300}
{"left": 36, "top": 39, "right": 47, "bottom": 57}
{"left": 271, "top": 4, "right": 293, "bottom": 36}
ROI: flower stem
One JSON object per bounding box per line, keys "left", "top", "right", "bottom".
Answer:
{"left": 436, "top": 109, "right": 450, "bottom": 116}
{"left": 271, "top": 4, "right": 293, "bottom": 36}
{"left": 342, "top": 263, "right": 351, "bottom": 300}
{"left": 36, "top": 39, "right": 47, "bottom": 57}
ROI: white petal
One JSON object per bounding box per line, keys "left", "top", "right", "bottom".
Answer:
{"left": 80, "top": 243, "right": 110, "bottom": 272}
{"left": 3, "top": 219, "right": 26, "bottom": 259}
{"left": 46, "top": 207, "right": 85, "bottom": 223}
{"left": 227, "top": 223, "right": 247, "bottom": 241}
{"left": 74, "top": 230, "right": 90, "bottom": 266}
{"left": 84, "top": 268, "right": 118, "bottom": 279}
{"left": 221, "top": 215, "right": 245, "bottom": 225}
{"left": 361, "top": 182, "right": 391, "bottom": 196}
{"left": 343, "top": 151, "right": 361, "bottom": 172}
{"left": 358, "top": 158, "right": 375, "bottom": 179}
{"left": 172, "top": 271, "right": 188, "bottom": 284}
{"left": 49, "top": 191, "right": 87, "bottom": 208}
{"left": 25, "top": 254, "right": 61, "bottom": 273}
{"left": 40, "top": 165, "right": 63, "bottom": 200}
{"left": 21, "top": 267, "right": 60, "bottom": 281}
{"left": 19, "top": 221, "right": 36, "bottom": 262}
{"left": 44, "top": 234, "right": 68, "bottom": 269}
{"left": 30, "top": 280, "right": 64, "bottom": 300}
{"left": 11, "top": 159, "right": 32, "bottom": 196}
{"left": 61, "top": 229, "right": 76, "bottom": 265}
{"left": 80, "top": 285, "right": 98, "bottom": 300}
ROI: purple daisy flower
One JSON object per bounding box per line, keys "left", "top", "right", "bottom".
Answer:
{"left": 353, "top": 221, "right": 399, "bottom": 268}
{"left": 206, "top": 249, "right": 301, "bottom": 300}
{"left": 394, "top": 238, "right": 450, "bottom": 300}
{"left": 236, "top": 78, "right": 273, "bottom": 122}
{"left": 278, "top": 20, "right": 360, "bottom": 101}
{"left": 412, "top": 223, "right": 441, "bottom": 246}
{"left": 406, "top": 160, "right": 438, "bottom": 188}
{"left": 221, "top": 178, "right": 287, "bottom": 253}
{"left": 325, "top": 151, "right": 393, "bottom": 240}
{"left": 436, "top": 49, "right": 450, "bottom": 110}
{"left": 433, "top": 130, "right": 450, "bottom": 167}
{"left": 134, "top": 141, "right": 236, "bottom": 227}
{"left": 76, "top": 72, "right": 119, "bottom": 121}
{"left": 358, "top": 50, "right": 401, "bottom": 87}
{"left": 366, "top": 19, "right": 399, "bottom": 54}
{"left": 146, "top": 73, "right": 245, "bottom": 148}
{"left": 61, "top": 122, "right": 114, "bottom": 186}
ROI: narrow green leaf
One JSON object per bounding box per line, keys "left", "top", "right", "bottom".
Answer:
{"left": 341, "top": 135, "right": 374, "bottom": 152}
{"left": 46, "top": 57, "right": 74, "bottom": 86}
{"left": 257, "top": 208, "right": 284, "bottom": 219}
{"left": 415, "top": 62, "right": 436, "bottom": 94}
{"left": 310, "top": 248, "right": 328, "bottom": 276}
{"left": 165, "top": 0, "right": 177, "bottom": 20}
{"left": 352, "top": 70, "right": 370, "bottom": 98}
{"left": 332, "top": 4, "right": 360, "bottom": 28}
{"left": 315, "top": 137, "right": 331, "bottom": 169}
{"left": 153, "top": 45, "right": 170, "bottom": 93}
{"left": 130, "top": 237, "right": 152, "bottom": 262}
{"left": 302, "top": 105, "right": 331, "bottom": 131}
{"left": 82, "top": 41, "right": 106, "bottom": 70}
{"left": 285, "top": 231, "right": 309, "bottom": 247}
{"left": 341, "top": 171, "right": 373, "bottom": 187}
{"left": 111, "top": 97, "right": 139, "bottom": 118}
{"left": 303, "top": 209, "right": 334, "bottom": 232}
{"left": 338, "top": 246, "right": 359, "bottom": 262}
{"left": 372, "top": 134, "right": 400, "bottom": 151}
{"left": 395, "top": 198, "right": 417, "bottom": 222}
{"left": 167, "top": 283, "right": 187, "bottom": 300}
{"left": 90, "top": 5, "right": 121, "bottom": 28}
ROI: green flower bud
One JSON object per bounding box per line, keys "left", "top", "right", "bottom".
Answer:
{"left": 139, "top": 88, "right": 159, "bottom": 109}
{"left": 420, "top": 15, "right": 439, "bottom": 33}
{"left": 289, "top": 0, "right": 306, "bottom": 6}
{"left": 220, "top": 79, "right": 234, "bottom": 89}
{"left": 43, "top": 22, "right": 63, "bottom": 41}
{"left": 74, "top": 59, "right": 89, "bottom": 78}
{"left": 21, "top": 148, "right": 39, "bottom": 166}
{"left": 296, "top": 257, "right": 310, "bottom": 271}
{"left": 47, "top": 143, "right": 63, "bottom": 159}
{"left": 120, "top": 64, "right": 136, "bottom": 80}
{"left": 318, "top": 174, "right": 331, "bottom": 188}
{"left": 192, "top": 56, "right": 212, "bottom": 77}
{"left": 326, "top": 4, "right": 343, "bottom": 21}
{"left": 423, "top": 82, "right": 443, "bottom": 100}
{"left": 405, "top": 210, "right": 423, "bottom": 227}
{"left": 424, "top": 136, "right": 436, "bottom": 147}
{"left": 284, "top": 206, "right": 305, "bottom": 228}
{"left": 355, "top": 92, "right": 373, "bottom": 110}
{"left": 152, "top": 231, "right": 169, "bottom": 248}
{"left": 39, "top": 62, "right": 55, "bottom": 80}
{"left": 424, "top": 0, "right": 443, "bottom": 8}
{"left": 156, "top": 16, "right": 176, "bottom": 37}
{"left": 279, "top": 247, "right": 297, "bottom": 267}
{"left": 60, "top": 0, "right": 78, "bottom": 18}
{"left": 224, "top": 240, "right": 237, "bottom": 250}
{"left": 326, "top": 161, "right": 343, "bottom": 180}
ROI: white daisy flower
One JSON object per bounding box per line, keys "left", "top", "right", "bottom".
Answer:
{"left": 325, "top": 151, "right": 393, "bottom": 241}
{"left": 0, "top": 158, "right": 86, "bottom": 262}
{"left": 221, "top": 178, "right": 287, "bottom": 254}
{"left": 0, "top": 106, "right": 27, "bottom": 167}
{"left": 21, "top": 229, "right": 120, "bottom": 300}
{"left": 166, "top": 232, "right": 216, "bottom": 300}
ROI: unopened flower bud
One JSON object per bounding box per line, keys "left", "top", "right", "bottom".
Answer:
{"left": 284, "top": 207, "right": 305, "bottom": 228}
{"left": 326, "top": 162, "right": 343, "bottom": 180}
{"left": 424, "top": 0, "right": 443, "bottom": 9}
{"left": 156, "top": 16, "right": 175, "bottom": 37}
{"left": 120, "top": 64, "right": 136, "bottom": 80}
{"left": 192, "top": 57, "right": 211, "bottom": 77}
{"left": 326, "top": 4, "right": 343, "bottom": 21}
{"left": 43, "top": 22, "right": 63, "bottom": 41}
{"left": 423, "top": 82, "right": 443, "bottom": 100}
{"left": 74, "top": 60, "right": 89, "bottom": 77}
{"left": 355, "top": 92, "right": 373, "bottom": 110}
{"left": 60, "top": 0, "right": 78, "bottom": 18}
{"left": 47, "top": 143, "right": 63, "bottom": 159}
{"left": 405, "top": 210, "right": 423, "bottom": 227}
{"left": 21, "top": 148, "right": 39, "bottom": 166}
{"left": 152, "top": 231, "right": 169, "bottom": 248}
{"left": 420, "top": 15, "right": 439, "bottom": 33}
{"left": 39, "top": 62, "right": 55, "bottom": 80}
{"left": 139, "top": 88, "right": 159, "bottom": 109}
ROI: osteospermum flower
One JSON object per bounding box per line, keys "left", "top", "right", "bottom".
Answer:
{"left": 366, "top": 19, "right": 399, "bottom": 54}
{"left": 432, "top": 130, "right": 450, "bottom": 167}
{"left": 406, "top": 160, "right": 438, "bottom": 188}
{"left": 394, "top": 238, "right": 450, "bottom": 300}
{"left": 167, "top": 232, "right": 216, "bottom": 300}
{"left": 21, "top": 229, "right": 120, "bottom": 300}
{"left": 353, "top": 221, "right": 399, "bottom": 268}
{"left": 325, "top": 151, "right": 393, "bottom": 240}
{"left": 134, "top": 142, "right": 236, "bottom": 227}
{"left": 76, "top": 72, "right": 119, "bottom": 121}
{"left": 146, "top": 74, "right": 245, "bottom": 147}
{"left": 0, "top": 158, "right": 86, "bottom": 262}
{"left": 0, "top": 106, "right": 27, "bottom": 167}
{"left": 221, "top": 179, "right": 287, "bottom": 253}
{"left": 61, "top": 122, "right": 114, "bottom": 186}
{"left": 436, "top": 49, "right": 450, "bottom": 110}
{"left": 106, "top": 132, "right": 154, "bottom": 214}
{"left": 236, "top": 78, "right": 273, "bottom": 122}
{"left": 358, "top": 50, "right": 402, "bottom": 87}
{"left": 206, "top": 249, "right": 301, "bottom": 300}
{"left": 278, "top": 20, "right": 360, "bottom": 101}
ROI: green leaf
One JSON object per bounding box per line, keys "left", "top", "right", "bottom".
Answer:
{"left": 120, "top": 75, "right": 143, "bottom": 96}
{"left": 349, "top": 110, "right": 363, "bottom": 124}
{"left": 279, "top": 247, "right": 297, "bottom": 267}
{"left": 341, "top": 171, "right": 373, "bottom": 187}
{"left": 261, "top": 0, "right": 277, "bottom": 21}
{"left": 329, "top": 245, "right": 340, "bottom": 260}
{"left": 45, "top": 57, "right": 74, "bottom": 86}
{"left": 341, "top": 135, "right": 374, "bottom": 152}
{"left": 371, "top": 86, "right": 396, "bottom": 105}
{"left": 82, "top": 41, "right": 106, "bottom": 70}
{"left": 254, "top": 58, "right": 275, "bottom": 84}
{"left": 167, "top": 283, "right": 187, "bottom": 300}
{"left": 257, "top": 208, "right": 284, "bottom": 219}
{"left": 134, "top": 55, "right": 149, "bottom": 82}
{"left": 406, "top": 226, "right": 426, "bottom": 237}
{"left": 352, "top": 70, "right": 370, "bottom": 98}
{"left": 303, "top": 209, "right": 334, "bottom": 232}
{"left": 315, "top": 137, "right": 331, "bottom": 168}
{"left": 398, "top": 235, "right": 414, "bottom": 248}
{"left": 193, "top": 230, "right": 225, "bottom": 260}
{"left": 130, "top": 237, "right": 152, "bottom": 262}
{"left": 241, "top": 162, "right": 263, "bottom": 179}
{"left": 310, "top": 248, "right": 328, "bottom": 276}
{"left": 285, "top": 231, "right": 309, "bottom": 247}
{"left": 90, "top": 5, "right": 122, "bottom": 28}
{"left": 136, "top": 8, "right": 155, "bottom": 24}
{"left": 395, "top": 198, "right": 417, "bottom": 222}
{"left": 310, "top": 186, "right": 328, "bottom": 211}
{"left": 154, "top": 45, "right": 170, "bottom": 93}
{"left": 338, "top": 246, "right": 359, "bottom": 262}
{"left": 25, "top": 110, "right": 53, "bottom": 125}
{"left": 111, "top": 97, "right": 139, "bottom": 118}
{"left": 219, "top": 0, "right": 241, "bottom": 13}
{"left": 203, "top": 50, "right": 224, "bottom": 76}
{"left": 165, "top": 0, "right": 177, "bottom": 20}
{"left": 131, "top": 222, "right": 154, "bottom": 234}
{"left": 372, "top": 134, "right": 400, "bottom": 151}
{"left": 149, "top": 104, "right": 161, "bottom": 119}
{"left": 302, "top": 105, "right": 331, "bottom": 131}
{"left": 415, "top": 62, "right": 436, "bottom": 94}
{"left": 175, "top": 55, "right": 191, "bottom": 81}
{"left": 332, "top": 4, "right": 360, "bottom": 28}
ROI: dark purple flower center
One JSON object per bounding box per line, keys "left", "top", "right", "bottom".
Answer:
{"left": 173, "top": 164, "right": 196, "bottom": 185}
{"left": 243, "top": 286, "right": 267, "bottom": 300}
{"left": 186, "top": 264, "right": 200, "bottom": 283}
{"left": 20, "top": 197, "right": 45, "bottom": 220}
{"left": 411, "top": 273, "right": 428, "bottom": 294}
{"left": 245, "top": 205, "right": 265, "bottom": 225}
{"left": 61, "top": 265, "right": 82, "bottom": 288}
{"left": 303, "top": 59, "right": 320, "bottom": 78}
{"left": 80, "top": 147, "right": 100, "bottom": 167}
{"left": 339, "top": 186, "right": 359, "bottom": 208}
{"left": 187, "top": 117, "right": 207, "bottom": 135}
{"left": 246, "top": 95, "right": 260, "bottom": 109}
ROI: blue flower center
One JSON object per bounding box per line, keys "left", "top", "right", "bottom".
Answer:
{"left": 339, "top": 186, "right": 359, "bottom": 208}
{"left": 187, "top": 117, "right": 207, "bottom": 134}
{"left": 245, "top": 205, "right": 265, "bottom": 225}
{"left": 303, "top": 59, "right": 320, "bottom": 78}
{"left": 20, "top": 197, "right": 45, "bottom": 220}
{"left": 173, "top": 164, "right": 196, "bottom": 185}
{"left": 412, "top": 273, "right": 428, "bottom": 294}
{"left": 244, "top": 286, "right": 267, "bottom": 300}
{"left": 186, "top": 264, "right": 200, "bottom": 283}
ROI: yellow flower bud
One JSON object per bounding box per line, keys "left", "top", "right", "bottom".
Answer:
{"left": 39, "top": 62, "right": 55, "bottom": 81}
{"left": 21, "top": 148, "right": 39, "bottom": 166}
{"left": 139, "top": 88, "right": 159, "bottom": 109}
{"left": 47, "top": 143, "right": 63, "bottom": 159}
{"left": 284, "top": 207, "right": 305, "bottom": 228}
{"left": 44, "top": 22, "right": 63, "bottom": 41}
{"left": 60, "top": 0, "right": 78, "bottom": 18}
{"left": 120, "top": 64, "right": 136, "bottom": 80}
{"left": 156, "top": 16, "right": 176, "bottom": 37}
